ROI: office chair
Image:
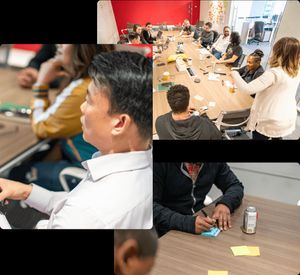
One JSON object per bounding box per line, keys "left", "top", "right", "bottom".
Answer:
{"left": 214, "top": 108, "right": 251, "bottom": 139}
{"left": 118, "top": 29, "right": 129, "bottom": 44}
{"left": 196, "top": 20, "right": 204, "bottom": 29}
{"left": 237, "top": 54, "right": 246, "bottom": 68}
{"left": 126, "top": 22, "right": 134, "bottom": 33}
{"left": 0, "top": 44, "right": 11, "bottom": 67}
{"left": 59, "top": 167, "right": 86, "bottom": 192}
{"left": 248, "top": 21, "right": 265, "bottom": 45}
{"left": 212, "top": 30, "right": 219, "bottom": 43}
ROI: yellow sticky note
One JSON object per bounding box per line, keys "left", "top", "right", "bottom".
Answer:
{"left": 247, "top": 246, "right": 260, "bottom": 256}
{"left": 230, "top": 246, "right": 249, "bottom": 256}
{"left": 208, "top": 271, "right": 228, "bottom": 275}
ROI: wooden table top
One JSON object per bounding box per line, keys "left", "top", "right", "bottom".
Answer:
{"left": 151, "top": 195, "right": 300, "bottom": 275}
{"left": 152, "top": 31, "right": 253, "bottom": 135}
{"left": 0, "top": 68, "right": 55, "bottom": 170}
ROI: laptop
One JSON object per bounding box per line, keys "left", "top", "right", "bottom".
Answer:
{"left": 156, "top": 30, "right": 163, "bottom": 40}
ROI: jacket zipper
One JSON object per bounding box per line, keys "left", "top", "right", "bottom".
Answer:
{"left": 180, "top": 163, "right": 203, "bottom": 214}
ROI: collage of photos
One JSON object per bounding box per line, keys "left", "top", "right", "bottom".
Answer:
{"left": 0, "top": 0, "right": 299, "bottom": 274}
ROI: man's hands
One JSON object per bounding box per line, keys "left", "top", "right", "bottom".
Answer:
{"left": 17, "top": 67, "right": 39, "bottom": 88}
{"left": 194, "top": 215, "right": 216, "bottom": 234}
{"left": 212, "top": 204, "right": 231, "bottom": 231}
{"left": 0, "top": 178, "right": 32, "bottom": 202}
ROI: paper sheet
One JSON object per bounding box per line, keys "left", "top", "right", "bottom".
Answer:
{"left": 230, "top": 246, "right": 260, "bottom": 256}
{"left": 208, "top": 72, "right": 220, "bottom": 81}
{"left": 208, "top": 271, "right": 228, "bottom": 275}
{"left": 208, "top": 101, "right": 216, "bottom": 107}
{"left": 0, "top": 212, "right": 12, "bottom": 229}
{"left": 194, "top": 95, "right": 204, "bottom": 101}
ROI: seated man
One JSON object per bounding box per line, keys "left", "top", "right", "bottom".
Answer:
{"left": 0, "top": 51, "right": 152, "bottom": 229}
{"left": 133, "top": 24, "right": 147, "bottom": 44}
{"left": 128, "top": 32, "right": 140, "bottom": 44}
{"left": 210, "top": 26, "right": 231, "bottom": 59}
{"left": 155, "top": 85, "right": 222, "bottom": 140}
{"left": 154, "top": 162, "right": 244, "bottom": 236}
{"left": 114, "top": 229, "right": 158, "bottom": 275}
{"left": 142, "top": 22, "right": 155, "bottom": 44}
{"left": 179, "top": 19, "right": 194, "bottom": 37}
{"left": 199, "top": 22, "right": 214, "bottom": 48}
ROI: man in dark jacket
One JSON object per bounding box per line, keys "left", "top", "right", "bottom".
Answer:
{"left": 155, "top": 84, "right": 222, "bottom": 140}
{"left": 154, "top": 162, "right": 244, "bottom": 236}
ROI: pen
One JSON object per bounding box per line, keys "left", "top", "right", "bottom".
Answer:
{"left": 201, "top": 209, "right": 208, "bottom": 217}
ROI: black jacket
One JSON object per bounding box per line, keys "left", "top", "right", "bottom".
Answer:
{"left": 142, "top": 29, "right": 155, "bottom": 44}
{"left": 155, "top": 112, "right": 222, "bottom": 140}
{"left": 237, "top": 65, "right": 265, "bottom": 83}
{"left": 154, "top": 163, "right": 244, "bottom": 236}
{"left": 28, "top": 44, "right": 57, "bottom": 70}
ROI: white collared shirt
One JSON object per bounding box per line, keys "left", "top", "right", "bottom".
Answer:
{"left": 212, "top": 34, "right": 230, "bottom": 54}
{"left": 25, "top": 149, "right": 153, "bottom": 229}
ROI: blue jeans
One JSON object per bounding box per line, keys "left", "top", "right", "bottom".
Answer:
{"left": 9, "top": 160, "right": 82, "bottom": 191}
{"left": 212, "top": 48, "right": 222, "bottom": 59}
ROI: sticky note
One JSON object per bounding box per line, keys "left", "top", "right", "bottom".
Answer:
{"left": 208, "top": 101, "right": 216, "bottom": 107}
{"left": 194, "top": 95, "right": 204, "bottom": 101}
{"left": 247, "top": 246, "right": 260, "bottom": 256}
{"left": 208, "top": 271, "right": 228, "bottom": 275}
{"left": 230, "top": 246, "right": 260, "bottom": 256}
{"left": 230, "top": 246, "right": 249, "bottom": 256}
{"left": 201, "top": 227, "right": 220, "bottom": 237}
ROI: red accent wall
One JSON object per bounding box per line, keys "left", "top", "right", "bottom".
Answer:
{"left": 111, "top": 0, "right": 200, "bottom": 33}
{"left": 12, "top": 44, "right": 42, "bottom": 52}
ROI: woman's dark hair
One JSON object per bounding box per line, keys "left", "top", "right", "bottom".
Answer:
{"left": 133, "top": 24, "right": 141, "bottom": 32}
{"left": 167, "top": 85, "right": 190, "bottom": 113}
{"left": 250, "top": 49, "right": 264, "bottom": 63}
{"left": 230, "top": 32, "right": 241, "bottom": 46}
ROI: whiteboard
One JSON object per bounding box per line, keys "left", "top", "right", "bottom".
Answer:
{"left": 97, "top": 0, "right": 119, "bottom": 44}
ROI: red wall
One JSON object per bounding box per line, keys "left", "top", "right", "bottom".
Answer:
{"left": 111, "top": 0, "right": 200, "bottom": 33}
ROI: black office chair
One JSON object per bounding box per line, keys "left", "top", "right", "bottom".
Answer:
{"left": 237, "top": 54, "right": 246, "bottom": 68}
{"left": 212, "top": 30, "right": 219, "bottom": 43}
{"left": 248, "top": 21, "right": 264, "bottom": 45}
{"left": 214, "top": 108, "right": 251, "bottom": 139}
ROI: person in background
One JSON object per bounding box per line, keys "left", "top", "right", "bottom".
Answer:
{"left": 17, "top": 44, "right": 57, "bottom": 88}
{"left": 0, "top": 51, "right": 152, "bottom": 229}
{"left": 154, "top": 162, "right": 244, "bottom": 236}
{"left": 114, "top": 229, "right": 158, "bottom": 275}
{"left": 142, "top": 22, "right": 155, "bottom": 44}
{"left": 231, "top": 37, "right": 300, "bottom": 140}
{"left": 133, "top": 24, "right": 147, "bottom": 44}
{"left": 128, "top": 32, "right": 141, "bottom": 44}
{"left": 179, "top": 19, "right": 193, "bottom": 37}
{"left": 210, "top": 26, "right": 231, "bottom": 59}
{"left": 217, "top": 32, "right": 243, "bottom": 67}
{"left": 9, "top": 44, "right": 113, "bottom": 192}
{"left": 236, "top": 49, "right": 265, "bottom": 83}
{"left": 199, "top": 22, "right": 214, "bottom": 48}
{"left": 155, "top": 84, "right": 222, "bottom": 140}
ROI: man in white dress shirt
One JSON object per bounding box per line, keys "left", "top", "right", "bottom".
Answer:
{"left": 0, "top": 51, "right": 153, "bottom": 229}
{"left": 210, "top": 26, "right": 230, "bottom": 59}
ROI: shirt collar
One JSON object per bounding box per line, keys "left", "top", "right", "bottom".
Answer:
{"left": 81, "top": 149, "right": 152, "bottom": 181}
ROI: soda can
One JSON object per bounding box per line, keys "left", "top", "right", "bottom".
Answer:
{"left": 242, "top": 206, "right": 257, "bottom": 234}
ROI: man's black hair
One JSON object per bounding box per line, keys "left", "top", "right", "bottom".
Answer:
{"left": 88, "top": 51, "right": 152, "bottom": 140}
{"left": 167, "top": 84, "right": 190, "bottom": 113}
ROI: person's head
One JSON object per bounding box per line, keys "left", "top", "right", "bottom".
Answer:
{"left": 204, "top": 22, "right": 212, "bottom": 32}
{"left": 223, "top": 26, "right": 230, "bottom": 37}
{"left": 183, "top": 19, "right": 190, "bottom": 27}
{"left": 246, "top": 49, "right": 264, "bottom": 71}
{"left": 230, "top": 32, "right": 241, "bottom": 46}
{"left": 269, "top": 37, "right": 300, "bottom": 78}
{"left": 80, "top": 51, "right": 152, "bottom": 154}
{"left": 128, "top": 32, "right": 140, "bottom": 44}
{"left": 55, "top": 44, "right": 114, "bottom": 79}
{"left": 114, "top": 229, "right": 158, "bottom": 275}
{"left": 167, "top": 85, "right": 190, "bottom": 114}
{"left": 133, "top": 24, "right": 142, "bottom": 34}
{"left": 145, "top": 22, "right": 152, "bottom": 31}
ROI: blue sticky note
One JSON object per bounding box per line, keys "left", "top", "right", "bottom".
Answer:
{"left": 201, "top": 227, "right": 221, "bottom": 237}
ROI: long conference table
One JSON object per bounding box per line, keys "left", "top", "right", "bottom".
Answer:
{"left": 0, "top": 68, "right": 54, "bottom": 174}
{"left": 153, "top": 31, "right": 253, "bottom": 135}
{"left": 151, "top": 195, "right": 300, "bottom": 275}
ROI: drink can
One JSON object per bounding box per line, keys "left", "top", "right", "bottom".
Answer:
{"left": 242, "top": 206, "right": 257, "bottom": 234}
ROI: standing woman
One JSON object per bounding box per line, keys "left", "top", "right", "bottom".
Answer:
{"left": 232, "top": 37, "right": 300, "bottom": 140}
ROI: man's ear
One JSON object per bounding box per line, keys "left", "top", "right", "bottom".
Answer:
{"left": 111, "top": 114, "right": 131, "bottom": 136}
{"left": 116, "top": 239, "right": 139, "bottom": 275}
